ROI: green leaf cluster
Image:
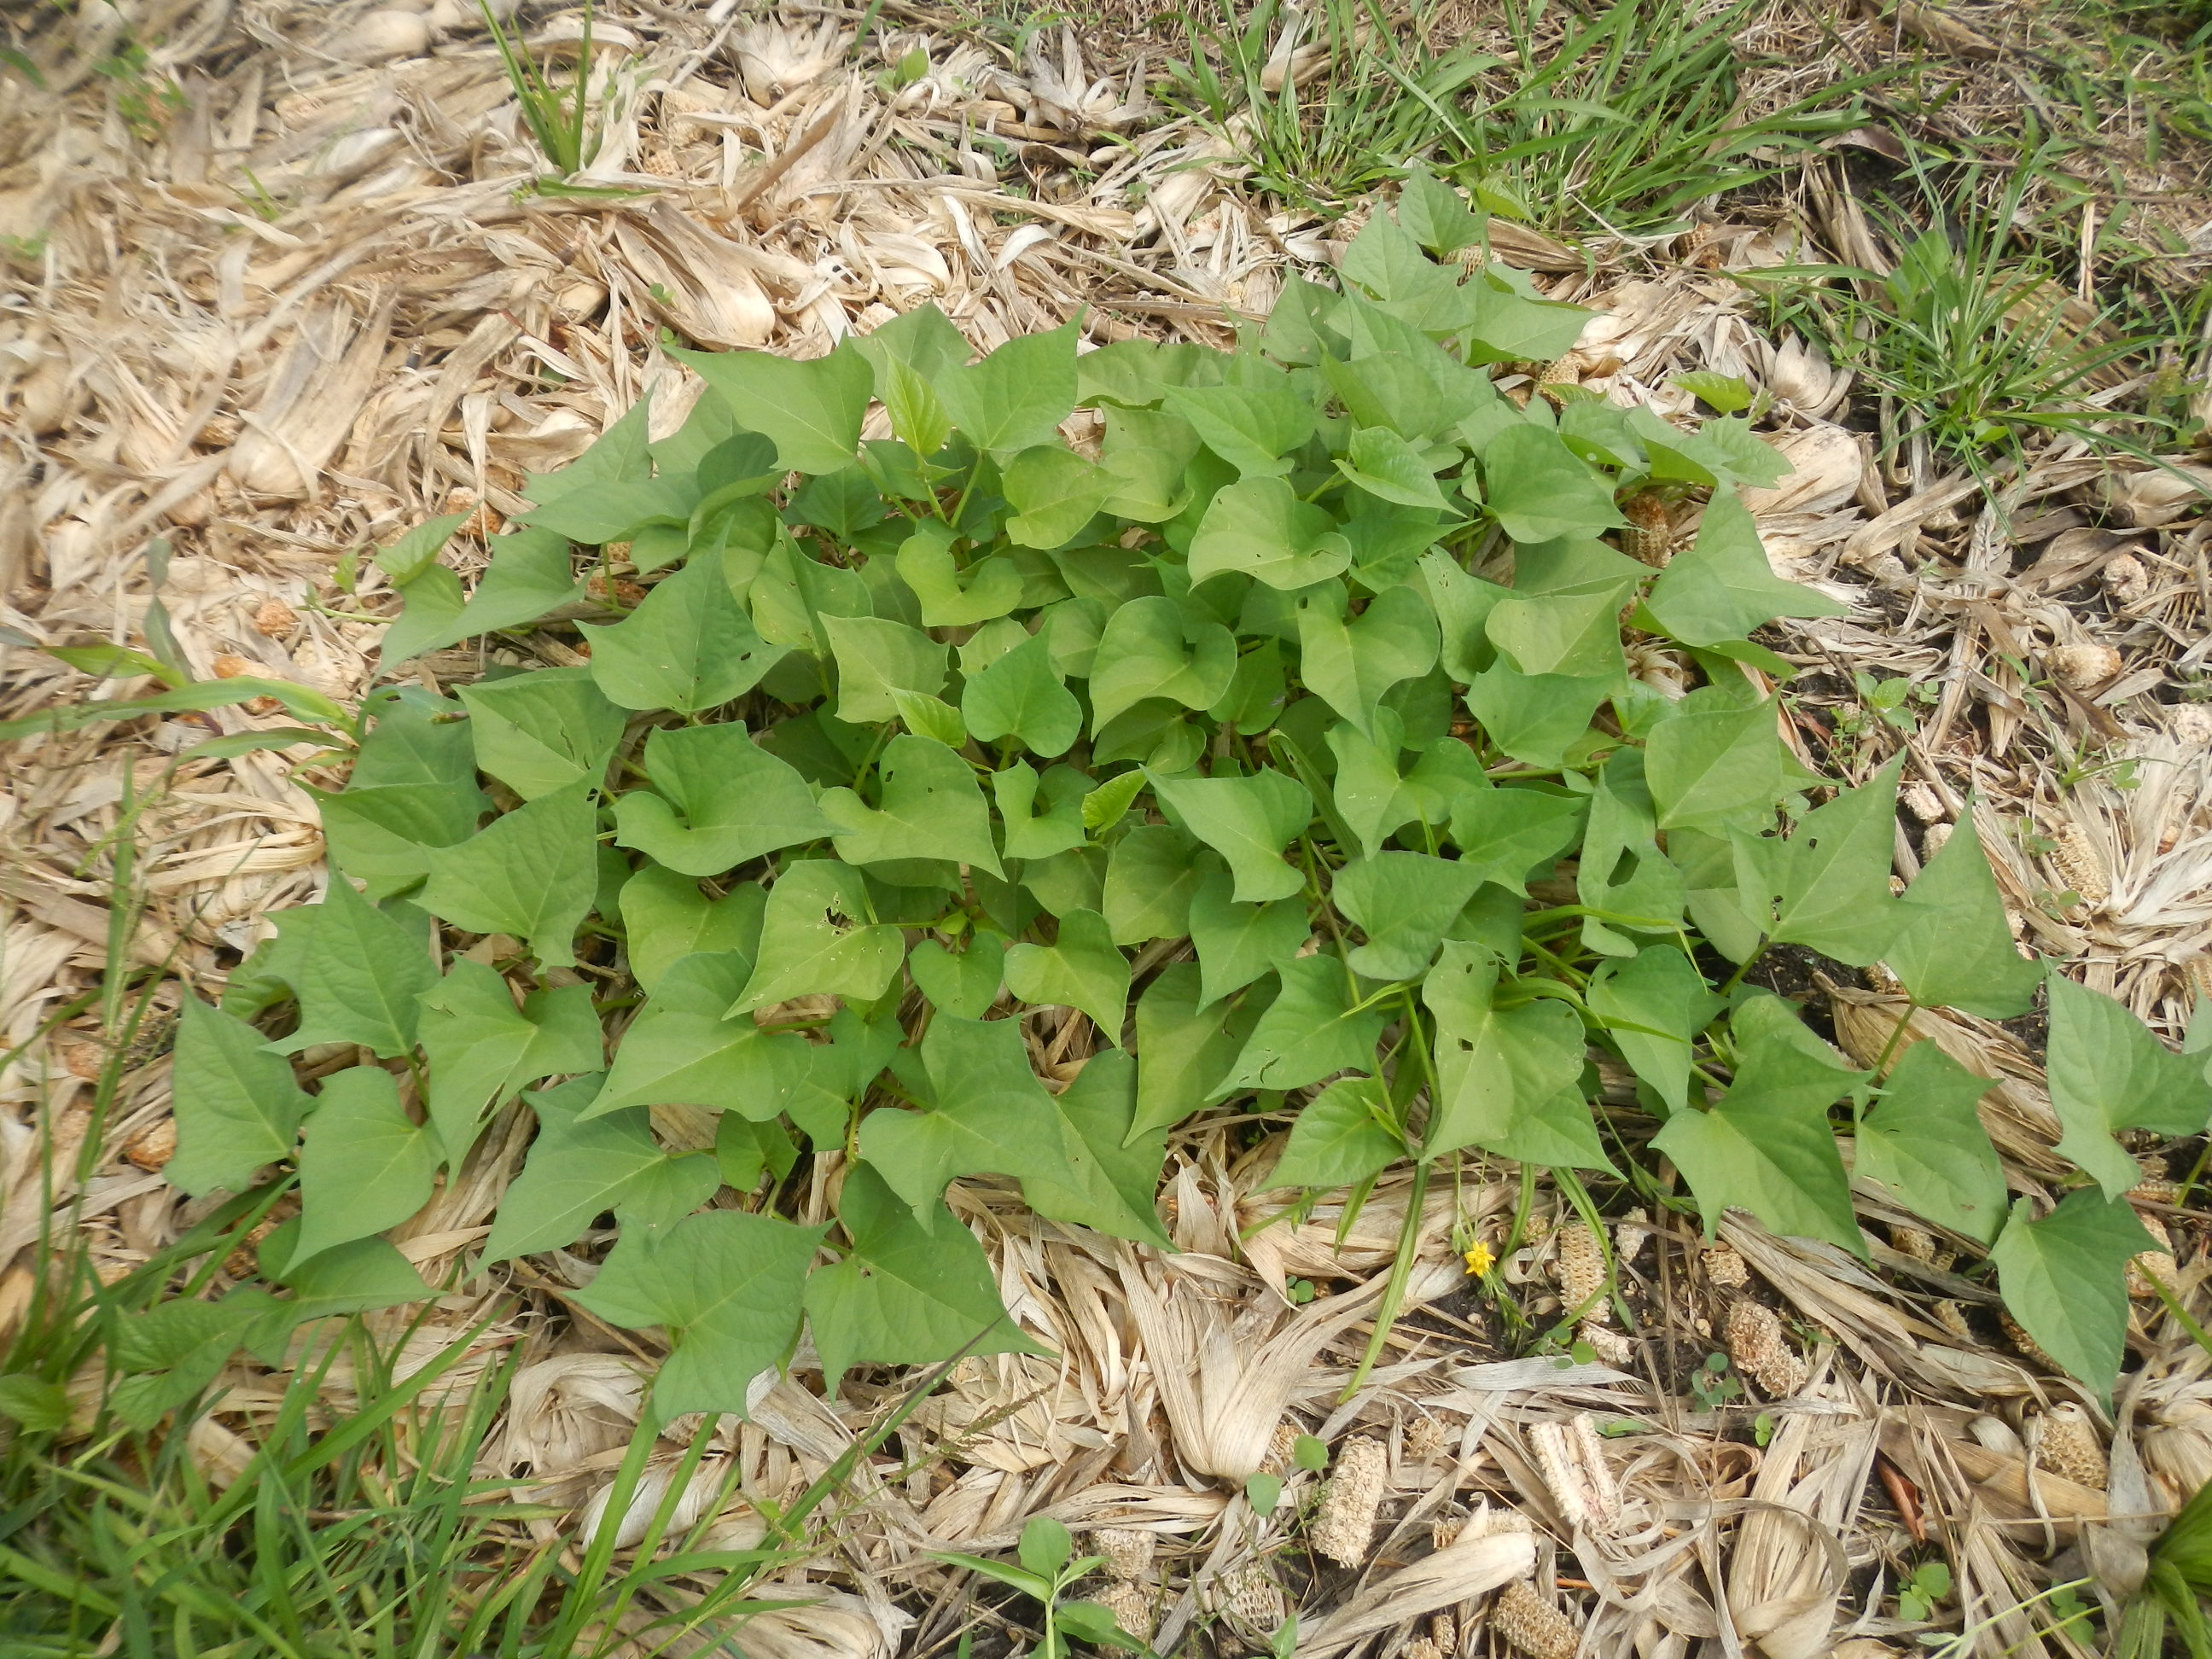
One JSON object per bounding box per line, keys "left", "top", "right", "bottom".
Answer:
{"left": 157, "top": 189, "right": 2203, "bottom": 1416}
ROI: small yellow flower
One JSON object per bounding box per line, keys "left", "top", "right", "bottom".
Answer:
{"left": 1463, "top": 1241, "right": 1495, "bottom": 1277}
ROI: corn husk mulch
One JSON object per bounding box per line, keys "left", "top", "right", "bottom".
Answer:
{"left": 3, "top": 4, "right": 2210, "bottom": 1656}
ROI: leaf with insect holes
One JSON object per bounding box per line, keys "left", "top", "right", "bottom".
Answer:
{"left": 1161, "top": 377, "right": 1315, "bottom": 477}
{"left": 1587, "top": 946, "right": 1720, "bottom": 1115}
{"left": 1188, "top": 475, "right": 1353, "bottom": 591}
{"left": 805, "top": 1162, "right": 1044, "bottom": 1393}
{"left": 1989, "top": 1189, "right": 2156, "bottom": 1396}
{"left": 420, "top": 780, "right": 598, "bottom": 969}
{"left": 1857, "top": 1043, "right": 2008, "bottom": 1246}
{"left": 289, "top": 1067, "right": 440, "bottom": 1269}
{"left": 730, "top": 859, "right": 908, "bottom": 1016}
{"left": 1652, "top": 995, "right": 1864, "bottom": 1254}
{"left": 459, "top": 667, "right": 626, "bottom": 800}
{"left": 1481, "top": 426, "right": 1627, "bottom": 543}
{"left": 1272, "top": 1074, "right": 1403, "bottom": 1189}
{"left": 992, "top": 762, "right": 1088, "bottom": 860}
{"left": 1004, "top": 445, "right": 1117, "bottom": 549}
{"left": 167, "top": 997, "right": 312, "bottom": 1196}
{"left": 1423, "top": 942, "right": 1609, "bottom": 1169}
{"left": 1296, "top": 584, "right": 1440, "bottom": 742}
{"left": 1888, "top": 808, "right": 2042, "bottom": 1018}
{"left": 1577, "top": 748, "right": 1685, "bottom": 954}
{"left": 1003, "top": 909, "right": 1130, "bottom": 1043}
{"left": 1088, "top": 597, "right": 1238, "bottom": 731}
{"left": 1150, "top": 767, "right": 1313, "bottom": 905}
{"left": 614, "top": 722, "right": 833, "bottom": 876}
{"left": 416, "top": 960, "right": 602, "bottom": 1161}
{"left": 579, "top": 556, "right": 786, "bottom": 715}
{"left": 588, "top": 953, "right": 805, "bottom": 1120}
{"left": 934, "top": 323, "right": 1080, "bottom": 456}
{"left": 820, "top": 735, "right": 1003, "bottom": 877}
{"left": 1644, "top": 491, "right": 1844, "bottom": 647}
{"left": 1189, "top": 870, "right": 1311, "bottom": 1008}
{"left": 821, "top": 613, "right": 949, "bottom": 725}
{"left": 1646, "top": 688, "right": 1787, "bottom": 835}
{"left": 909, "top": 934, "right": 1006, "bottom": 1019}
{"left": 574, "top": 1207, "right": 825, "bottom": 1420}
{"left": 1333, "top": 852, "right": 1486, "bottom": 982}
{"left": 1732, "top": 754, "right": 1907, "bottom": 967}
{"left": 2046, "top": 972, "right": 2212, "bottom": 1199}
{"left": 620, "top": 867, "right": 765, "bottom": 996}
{"left": 675, "top": 340, "right": 872, "bottom": 474}
{"left": 486, "top": 1076, "right": 721, "bottom": 1261}
{"left": 277, "top": 878, "right": 439, "bottom": 1059}
{"left": 1219, "top": 955, "right": 1386, "bottom": 1096}
{"left": 964, "top": 631, "right": 1082, "bottom": 758}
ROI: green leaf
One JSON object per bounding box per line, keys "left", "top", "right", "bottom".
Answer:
{"left": 614, "top": 722, "right": 833, "bottom": 876}
{"left": 731, "top": 859, "right": 908, "bottom": 1016}
{"left": 1646, "top": 688, "right": 1786, "bottom": 835}
{"left": 894, "top": 520, "right": 1025, "bottom": 627}
{"left": 895, "top": 687, "right": 971, "bottom": 748}
{"left": 1889, "top": 809, "right": 2042, "bottom": 1018}
{"left": 620, "top": 866, "right": 765, "bottom": 995}
{"left": 290, "top": 1067, "right": 439, "bottom": 1268}
{"left": 253, "top": 1237, "right": 431, "bottom": 1356}
{"left": 1338, "top": 425, "right": 1449, "bottom": 510}
{"left": 573, "top": 1208, "right": 825, "bottom": 1419}
{"left": 2046, "top": 972, "right": 2212, "bottom": 1199}
{"left": 307, "top": 779, "right": 487, "bottom": 902}
{"left": 676, "top": 340, "right": 872, "bottom": 474}
{"left": 1464, "top": 665, "right": 1608, "bottom": 769}
{"left": 1161, "top": 377, "right": 1314, "bottom": 477}
{"left": 805, "top": 1163, "right": 1041, "bottom": 1393}
{"left": 1082, "top": 768, "right": 1148, "bottom": 835}
{"left": 1396, "top": 165, "right": 1486, "bottom": 254}
{"left": 1187, "top": 475, "right": 1353, "bottom": 591}
{"left": 579, "top": 556, "right": 786, "bottom": 714}
{"left": 0, "top": 1377, "right": 70, "bottom": 1433}
{"left": 992, "top": 762, "right": 1088, "bottom": 859}
{"left": 1325, "top": 713, "right": 1417, "bottom": 859}
{"left": 486, "top": 1076, "right": 720, "bottom": 1260}
{"left": 1586, "top": 946, "right": 1718, "bottom": 1115}
{"left": 420, "top": 781, "right": 598, "bottom": 969}
{"left": 909, "top": 934, "right": 1006, "bottom": 1018}
{"left": 821, "top": 613, "right": 950, "bottom": 725}
{"left": 1003, "top": 908, "right": 1130, "bottom": 1043}
{"left": 1272, "top": 1074, "right": 1403, "bottom": 1189}
{"left": 853, "top": 301, "right": 971, "bottom": 388}
{"left": 1462, "top": 270, "right": 1590, "bottom": 364}
{"left": 168, "top": 997, "right": 311, "bottom": 1196}
{"left": 1672, "top": 371, "right": 1754, "bottom": 415}
{"left": 1150, "top": 767, "right": 1313, "bottom": 905}
{"left": 1576, "top": 748, "right": 1685, "bottom": 953}
{"left": 1189, "top": 870, "right": 1311, "bottom": 1007}
{"left": 1736, "top": 755, "right": 1906, "bottom": 967}
{"left": 1101, "top": 823, "right": 1208, "bottom": 944}
{"left": 1856, "top": 1043, "right": 2008, "bottom": 1246}
{"left": 381, "top": 527, "right": 588, "bottom": 665}
{"left": 963, "top": 630, "right": 1082, "bottom": 757}
{"left": 1333, "top": 852, "right": 1484, "bottom": 981}
{"left": 375, "top": 512, "right": 471, "bottom": 585}
{"left": 1481, "top": 426, "right": 1626, "bottom": 543}
{"left": 1004, "top": 445, "right": 1116, "bottom": 548}
{"left": 458, "top": 667, "right": 626, "bottom": 800}
{"left": 280, "top": 879, "right": 439, "bottom": 1059}
{"left": 1014, "top": 1050, "right": 1171, "bottom": 1245}
{"left": 1651, "top": 996, "right": 1863, "bottom": 1253}
{"left": 1131, "top": 963, "right": 1266, "bottom": 1140}
{"left": 1088, "top": 597, "right": 1237, "bottom": 731}
{"left": 934, "top": 323, "right": 1080, "bottom": 456}
{"left": 1644, "top": 491, "right": 1843, "bottom": 646}
{"left": 108, "top": 1295, "right": 270, "bottom": 1429}
{"left": 592, "top": 953, "right": 803, "bottom": 1116}
{"left": 1220, "top": 956, "right": 1386, "bottom": 1095}
{"left": 1988, "top": 1189, "right": 2155, "bottom": 1396}
{"left": 1296, "top": 584, "right": 1439, "bottom": 741}
{"left": 856, "top": 1015, "right": 1066, "bottom": 1210}
{"left": 417, "top": 960, "right": 602, "bottom": 1160}
{"left": 820, "top": 735, "right": 1003, "bottom": 877}
{"left": 1446, "top": 785, "right": 1584, "bottom": 894}
{"left": 1422, "top": 943, "right": 1608, "bottom": 1169}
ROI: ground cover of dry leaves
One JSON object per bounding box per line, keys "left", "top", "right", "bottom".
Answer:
{"left": 3, "top": 2, "right": 2212, "bottom": 1655}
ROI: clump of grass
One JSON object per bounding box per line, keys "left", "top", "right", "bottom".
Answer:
{"left": 483, "top": 0, "right": 602, "bottom": 178}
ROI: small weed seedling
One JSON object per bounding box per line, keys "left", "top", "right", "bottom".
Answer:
{"left": 935, "top": 1516, "right": 1152, "bottom": 1656}
{"left": 1898, "top": 1558, "right": 1952, "bottom": 1623}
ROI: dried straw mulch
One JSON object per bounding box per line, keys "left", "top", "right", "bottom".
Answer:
{"left": 3, "top": 3, "right": 2211, "bottom": 1656}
